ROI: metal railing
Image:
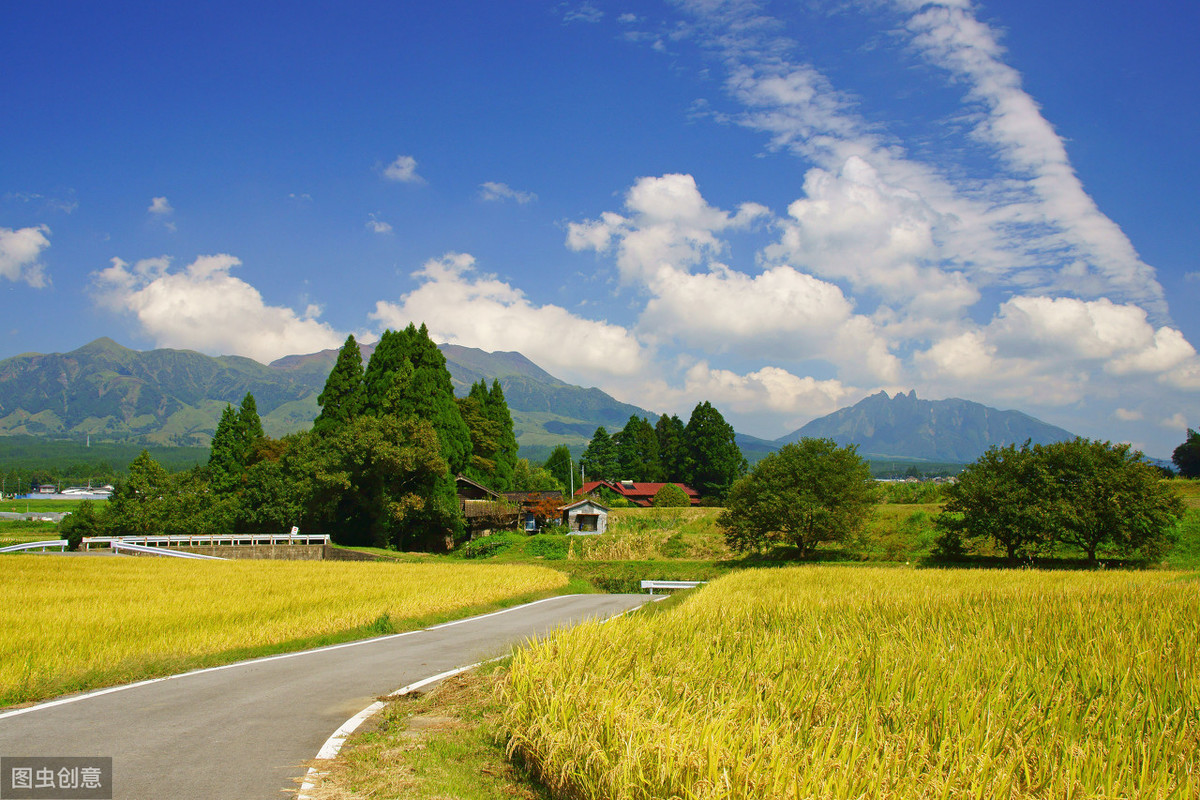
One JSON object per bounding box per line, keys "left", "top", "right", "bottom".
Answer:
{"left": 0, "top": 540, "right": 69, "bottom": 553}
{"left": 110, "top": 541, "right": 227, "bottom": 560}
{"left": 80, "top": 533, "right": 331, "bottom": 550}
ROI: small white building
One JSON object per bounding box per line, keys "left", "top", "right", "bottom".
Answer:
{"left": 559, "top": 498, "right": 609, "bottom": 535}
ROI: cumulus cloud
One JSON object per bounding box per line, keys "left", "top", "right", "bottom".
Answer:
{"left": 370, "top": 252, "right": 649, "bottom": 383}
{"left": 479, "top": 182, "right": 537, "bottom": 204}
{"left": 92, "top": 254, "right": 344, "bottom": 363}
{"left": 560, "top": 2, "right": 602, "bottom": 24}
{"left": 148, "top": 196, "right": 173, "bottom": 215}
{"left": 0, "top": 225, "right": 51, "bottom": 287}
{"left": 681, "top": 362, "right": 857, "bottom": 417}
{"left": 383, "top": 155, "right": 423, "bottom": 183}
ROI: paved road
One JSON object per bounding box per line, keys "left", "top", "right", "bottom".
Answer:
{"left": 0, "top": 593, "right": 648, "bottom": 800}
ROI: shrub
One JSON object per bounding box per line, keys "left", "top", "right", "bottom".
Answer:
{"left": 651, "top": 484, "right": 690, "bottom": 508}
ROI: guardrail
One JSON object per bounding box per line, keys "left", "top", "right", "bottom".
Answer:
{"left": 80, "top": 533, "right": 330, "bottom": 550}
{"left": 0, "top": 540, "right": 69, "bottom": 553}
{"left": 640, "top": 579, "right": 707, "bottom": 595}
{"left": 110, "top": 541, "right": 228, "bottom": 560}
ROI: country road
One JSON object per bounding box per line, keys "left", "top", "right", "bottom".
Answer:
{"left": 0, "top": 593, "right": 649, "bottom": 800}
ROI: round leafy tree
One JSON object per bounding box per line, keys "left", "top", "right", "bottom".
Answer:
{"left": 652, "top": 483, "right": 690, "bottom": 508}
{"left": 718, "top": 438, "right": 875, "bottom": 557}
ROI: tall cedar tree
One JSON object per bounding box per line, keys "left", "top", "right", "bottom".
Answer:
{"left": 581, "top": 427, "right": 618, "bottom": 482}
{"left": 487, "top": 380, "right": 519, "bottom": 491}
{"left": 1173, "top": 428, "right": 1200, "bottom": 478}
{"left": 615, "top": 415, "right": 663, "bottom": 482}
{"left": 208, "top": 392, "right": 265, "bottom": 491}
{"left": 655, "top": 413, "right": 687, "bottom": 483}
{"left": 314, "top": 334, "right": 364, "bottom": 433}
{"left": 361, "top": 323, "right": 472, "bottom": 474}
{"left": 458, "top": 381, "right": 503, "bottom": 488}
{"left": 543, "top": 444, "right": 576, "bottom": 493}
{"left": 684, "top": 401, "right": 747, "bottom": 501}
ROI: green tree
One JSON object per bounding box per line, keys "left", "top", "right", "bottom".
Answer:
{"left": 207, "top": 404, "right": 243, "bottom": 488}
{"left": 1038, "top": 439, "right": 1183, "bottom": 561}
{"left": 655, "top": 413, "right": 687, "bottom": 482}
{"left": 59, "top": 500, "right": 102, "bottom": 550}
{"left": 684, "top": 401, "right": 747, "bottom": 500}
{"left": 237, "top": 392, "right": 265, "bottom": 443}
{"left": 361, "top": 324, "right": 471, "bottom": 474}
{"left": 458, "top": 382, "right": 503, "bottom": 487}
{"left": 1173, "top": 428, "right": 1200, "bottom": 478}
{"left": 652, "top": 483, "right": 690, "bottom": 508}
{"left": 718, "top": 439, "right": 875, "bottom": 557}
{"left": 103, "top": 450, "right": 172, "bottom": 536}
{"left": 936, "top": 443, "right": 1053, "bottom": 560}
{"left": 486, "top": 380, "right": 519, "bottom": 491}
{"left": 314, "top": 334, "right": 365, "bottom": 434}
{"left": 581, "top": 427, "right": 618, "bottom": 482}
{"left": 512, "top": 458, "right": 565, "bottom": 493}
{"left": 543, "top": 445, "right": 577, "bottom": 493}
{"left": 615, "top": 415, "right": 662, "bottom": 481}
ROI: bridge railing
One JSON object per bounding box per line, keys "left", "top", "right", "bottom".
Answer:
{"left": 80, "top": 533, "right": 331, "bottom": 550}
{"left": 0, "top": 540, "right": 69, "bottom": 553}
{"left": 110, "top": 541, "right": 228, "bottom": 560}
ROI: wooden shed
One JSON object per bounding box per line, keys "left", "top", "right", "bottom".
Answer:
{"left": 559, "top": 498, "right": 609, "bottom": 535}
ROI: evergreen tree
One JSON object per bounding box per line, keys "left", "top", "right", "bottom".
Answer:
{"left": 684, "top": 401, "right": 747, "bottom": 501}
{"left": 361, "top": 324, "right": 471, "bottom": 474}
{"left": 103, "top": 450, "right": 172, "bottom": 536}
{"left": 655, "top": 413, "right": 687, "bottom": 482}
{"left": 458, "top": 381, "right": 503, "bottom": 488}
{"left": 486, "top": 380, "right": 519, "bottom": 491}
{"left": 237, "top": 392, "right": 265, "bottom": 446}
{"left": 615, "top": 415, "right": 662, "bottom": 481}
{"left": 208, "top": 405, "right": 242, "bottom": 488}
{"left": 544, "top": 444, "right": 578, "bottom": 493}
{"left": 580, "top": 427, "right": 618, "bottom": 482}
{"left": 315, "top": 334, "right": 364, "bottom": 433}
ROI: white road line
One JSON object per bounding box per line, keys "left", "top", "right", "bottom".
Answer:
{"left": 0, "top": 594, "right": 585, "bottom": 722}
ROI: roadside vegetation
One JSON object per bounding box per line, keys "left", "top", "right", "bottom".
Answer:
{"left": 503, "top": 567, "right": 1200, "bottom": 800}
{"left": 0, "top": 558, "right": 566, "bottom": 707}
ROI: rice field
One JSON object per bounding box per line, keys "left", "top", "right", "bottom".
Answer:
{"left": 503, "top": 566, "right": 1200, "bottom": 799}
{"left": 0, "top": 556, "right": 567, "bottom": 707}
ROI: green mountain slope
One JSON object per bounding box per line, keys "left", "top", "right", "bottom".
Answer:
{"left": 0, "top": 338, "right": 655, "bottom": 454}
{"left": 779, "top": 390, "right": 1076, "bottom": 463}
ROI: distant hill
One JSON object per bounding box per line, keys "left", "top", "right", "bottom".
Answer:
{"left": 779, "top": 390, "right": 1076, "bottom": 463}
{"left": 0, "top": 338, "right": 655, "bottom": 455}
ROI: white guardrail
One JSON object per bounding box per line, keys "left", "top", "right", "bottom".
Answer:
{"left": 640, "top": 580, "right": 707, "bottom": 595}
{"left": 0, "top": 540, "right": 70, "bottom": 553}
{"left": 80, "top": 533, "right": 331, "bottom": 550}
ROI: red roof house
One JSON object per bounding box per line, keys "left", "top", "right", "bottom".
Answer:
{"left": 575, "top": 480, "right": 701, "bottom": 507}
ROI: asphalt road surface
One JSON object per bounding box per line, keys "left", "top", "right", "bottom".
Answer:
{"left": 0, "top": 593, "right": 649, "bottom": 800}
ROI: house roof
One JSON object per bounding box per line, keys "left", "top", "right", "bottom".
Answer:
{"left": 559, "top": 498, "right": 610, "bottom": 512}
{"left": 455, "top": 475, "right": 504, "bottom": 500}
{"left": 576, "top": 480, "right": 700, "bottom": 506}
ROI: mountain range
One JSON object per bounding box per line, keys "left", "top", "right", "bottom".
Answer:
{"left": 0, "top": 338, "right": 1076, "bottom": 464}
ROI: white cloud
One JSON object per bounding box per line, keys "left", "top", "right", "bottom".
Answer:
{"left": 681, "top": 362, "right": 857, "bottom": 417}
{"left": 92, "top": 254, "right": 344, "bottom": 363}
{"left": 366, "top": 214, "right": 393, "bottom": 234}
{"left": 0, "top": 225, "right": 51, "bottom": 288}
{"left": 148, "top": 196, "right": 173, "bottom": 215}
{"left": 370, "top": 252, "right": 649, "bottom": 383}
{"left": 1161, "top": 413, "right": 1188, "bottom": 431}
{"left": 383, "top": 155, "right": 423, "bottom": 183}
{"left": 560, "top": 2, "right": 602, "bottom": 24}
{"left": 479, "top": 182, "right": 537, "bottom": 204}
{"left": 1114, "top": 408, "right": 1143, "bottom": 422}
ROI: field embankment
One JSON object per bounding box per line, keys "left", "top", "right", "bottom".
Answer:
{"left": 503, "top": 566, "right": 1199, "bottom": 799}
{"left": 0, "top": 557, "right": 567, "bottom": 707}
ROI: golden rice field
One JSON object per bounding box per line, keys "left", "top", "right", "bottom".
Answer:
{"left": 0, "top": 556, "right": 567, "bottom": 707}
{"left": 503, "top": 567, "right": 1200, "bottom": 799}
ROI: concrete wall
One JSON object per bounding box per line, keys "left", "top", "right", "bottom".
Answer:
{"left": 171, "top": 544, "right": 327, "bottom": 561}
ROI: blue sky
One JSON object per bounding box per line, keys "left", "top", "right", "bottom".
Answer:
{"left": 2, "top": 0, "right": 1197, "bottom": 457}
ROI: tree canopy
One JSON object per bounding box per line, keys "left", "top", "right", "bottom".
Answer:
{"left": 684, "top": 401, "right": 747, "bottom": 500}
{"left": 1173, "top": 428, "right": 1200, "bottom": 478}
{"left": 938, "top": 438, "right": 1185, "bottom": 561}
{"left": 718, "top": 438, "right": 875, "bottom": 557}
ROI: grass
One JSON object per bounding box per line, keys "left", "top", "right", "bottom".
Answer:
{"left": 0, "top": 557, "right": 568, "bottom": 708}
{"left": 503, "top": 566, "right": 1200, "bottom": 800}
{"left": 0, "top": 499, "right": 87, "bottom": 513}
{"left": 0, "top": 519, "right": 64, "bottom": 547}
{"left": 299, "top": 661, "right": 552, "bottom": 800}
